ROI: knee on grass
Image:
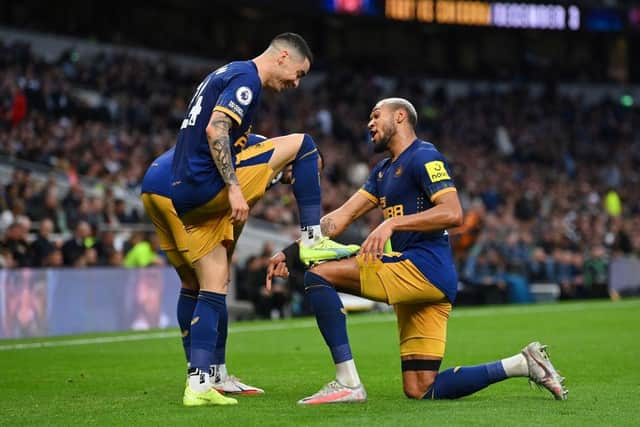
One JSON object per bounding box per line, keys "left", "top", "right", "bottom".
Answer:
{"left": 403, "top": 380, "right": 434, "bottom": 400}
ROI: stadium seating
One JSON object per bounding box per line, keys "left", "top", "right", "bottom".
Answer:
{"left": 2, "top": 32, "right": 639, "bottom": 318}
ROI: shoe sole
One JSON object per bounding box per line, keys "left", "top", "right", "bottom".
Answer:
{"left": 302, "top": 252, "right": 357, "bottom": 267}
{"left": 183, "top": 398, "right": 238, "bottom": 406}
{"left": 213, "top": 388, "right": 264, "bottom": 395}
{"left": 298, "top": 398, "right": 367, "bottom": 405}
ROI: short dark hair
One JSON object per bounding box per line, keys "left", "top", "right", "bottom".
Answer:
{"left": 271, "top": 33, "right": 313, "bottom": 64}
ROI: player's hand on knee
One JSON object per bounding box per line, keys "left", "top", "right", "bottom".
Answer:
{"left": 228, "top": 184, "right": 249, "bottom": 223}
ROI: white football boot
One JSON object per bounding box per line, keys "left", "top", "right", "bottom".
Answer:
{"left": 212, "top": 375, "right": 264, "bottom": 395}
{"left": 298, "top": 380, "right": 367, "bottom": 405}
{"left": 521, "top": 341, "right": 568, "bottom": 400}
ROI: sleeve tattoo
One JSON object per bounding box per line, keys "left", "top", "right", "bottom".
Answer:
{"left": 208, "top": 115, "right": 238, "bottom": 185}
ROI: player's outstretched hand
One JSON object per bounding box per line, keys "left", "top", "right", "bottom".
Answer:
{"left": 360, "top": 219, "right": 394, "bottom": 263}
{"left": 266, "top": 251, "right": 289, "bottom": 291}
{"left": 228, "top": 184, "right": 249, "bottom": 224}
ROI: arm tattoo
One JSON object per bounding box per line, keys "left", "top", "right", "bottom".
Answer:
{"left": 320, "top": 217, "right": 337, "bottom": 237}
{"left": 208, "top": 115, "right": 238, "bottom": 185}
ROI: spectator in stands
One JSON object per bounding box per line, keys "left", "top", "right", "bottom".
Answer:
{"left": 527, "top": 247, "right": 556, "bottom": 284}
{"left": 0, "top": 246, "right": 16, "bottom": 268}
{"left": 114, "top": 198, "right": 139, "bottom": 224}
{"left": 43, "top": 248, "right": 64, "bottom": 267}
{"left": 0, "top": 199, "right": 28, "bottom": 233}
{"left": 123, "top": 231, "right": 164, "bottom": 268}
{"left": 29, "top": 218, "right": 58, "bottom": 266}
{"left": 583, "top": 245, "right": 609, "bottom": 298}
{"left": 27, "top": 185, "right": 67, "bottom": 233}
{"left": 3, "top": 221, "right": 31, "bottom": 267}
{"left": 93, "top": 229, "right": 120, "bottom": 266}
{"left": 463, "top": 246, "right": 508, "bottom": 304}
{"left": 555, "top": 249, "right": 583, "bottom": 299}
{"left": 61, "top": 220, "right": 92, "bottom": 266}
{"left": 244, "top": 243, "right": 290, "bottom": 319}
{"left": 2, "top": 39, "right": 639, "bottom": 306}
{"left": 449, "top": 199, "right": 485, "bottom": 262}
{"left": 62, "top": 184, "right": 85, "bottom": 230}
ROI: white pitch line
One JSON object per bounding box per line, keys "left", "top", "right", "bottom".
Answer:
{"left": 1, "top": 299, "right": 638, "bottom": 351}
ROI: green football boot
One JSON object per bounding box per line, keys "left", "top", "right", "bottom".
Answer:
{"left": 299, "top": 237, "right": 360, "bottom": 266}
{"left": 183, "top": 385, "right": 238, "bottom": 406}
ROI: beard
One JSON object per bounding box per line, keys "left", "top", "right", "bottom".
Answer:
{"left": 372, "top": 122, "right": 396, "bottom": 153}
{"left": 373, "top": 137, "right": 390, "bottom": 153}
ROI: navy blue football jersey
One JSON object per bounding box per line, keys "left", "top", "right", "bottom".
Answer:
{"left": 171, "top": 61, "right": 263, "bottom": 215}
{"left": 359, "top": 139, "right": 459, "bottom": 302}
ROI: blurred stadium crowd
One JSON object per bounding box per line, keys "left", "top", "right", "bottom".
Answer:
{"left": 1, "top": 39, "right": 639, "bottom": 316}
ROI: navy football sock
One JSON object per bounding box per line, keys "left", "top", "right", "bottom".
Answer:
{"left": 425, "top": 362, "right": 508, "bottom": 399}
{"left": 212, "top": 302, "right": 228, "bottom": 366}
{"left": 292, "top": 134, "right": 321, "bottom": 227}
{"left": 177, "top": 288, "right": 198, "bottom": 361}
{"left": 305, "top": 272, "right": 353, "bottom": 363}
{"left": 189, "top": 291, "right": 226, "bottom": 372}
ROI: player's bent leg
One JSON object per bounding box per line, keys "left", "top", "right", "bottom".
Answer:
{"left": 401, "top": 359, "right": 440, "bottom": 399}
{"left": 265, "top": 133, "right": 306, "bottom": 174}
{"left": 358, "top": 254, "right": 449, "bottom": 305}
{"left": 420, "top": 342, "right": 567, "bottom": 400}
{"left": 396, "top": 302, "right": 530, "bottom": 401}
{"left": 266, "top": 134, "right": 359, "bottom": 264}
{"left": 309, "top": 257, "right": 363, "bottom": 296}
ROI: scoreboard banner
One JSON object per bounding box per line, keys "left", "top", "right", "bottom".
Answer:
{"left": 384, "top": 0, "right": 580, "bottom": 30}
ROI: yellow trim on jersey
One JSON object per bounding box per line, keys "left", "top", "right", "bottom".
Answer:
{"left": 358, "top": 189, "right": 378, "bottom": 205}
{"left": 213, "top": 106, "right": 242, "bottom": 125}
{"left": 430, "top": 187, "right": 457, "bottom": 203}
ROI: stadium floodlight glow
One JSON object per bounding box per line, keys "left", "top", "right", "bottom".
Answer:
{"left": 620, "top": 95, "right": 634, "bottom": 108}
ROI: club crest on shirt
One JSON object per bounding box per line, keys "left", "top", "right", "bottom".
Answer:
{"left": 394, "top": 165, "right": 403, "bottom": 177}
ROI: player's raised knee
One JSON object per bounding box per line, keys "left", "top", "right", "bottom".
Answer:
{"left": 295, "top": 133, "right": 318, "bottom": 160}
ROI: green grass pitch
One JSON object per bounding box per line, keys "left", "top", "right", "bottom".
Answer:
{"left": 1, "top": 299, "right": 639, "bottom": 426}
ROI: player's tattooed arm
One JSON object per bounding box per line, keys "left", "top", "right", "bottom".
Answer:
{"left": 320, "top": 191, "right": 377, "bottom": 237}
{"left": 206, "top": 112, "right": 238, "bottom": 185}
{"left": 320, "top": 217, "right": 338, "bottom": 237}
